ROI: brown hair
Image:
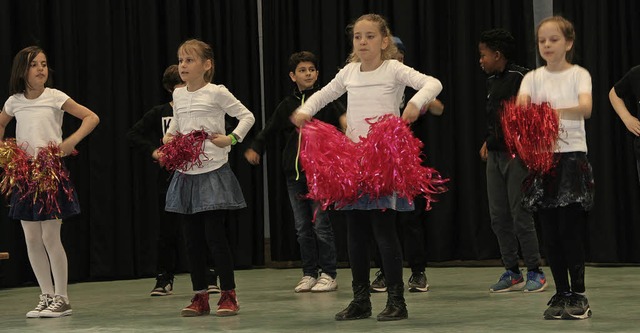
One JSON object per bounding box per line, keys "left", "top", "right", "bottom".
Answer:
{"left": 347, "top": 14, "right": 398, "bottom": 64}
{"left": 161, "top": 64, "right": 184, "bottom": 92}
{"left": 536, "top": 16, "right": 576, "bottom": 63}
{"left": 177, "top": 39, "right": 215, "bottom": 82}
{"left": 9, "top": 46, "right": 53, "bottom": 95}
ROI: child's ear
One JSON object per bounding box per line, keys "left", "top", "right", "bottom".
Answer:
{"left": 289, "top": 72, "right": 296, "bottom": 82}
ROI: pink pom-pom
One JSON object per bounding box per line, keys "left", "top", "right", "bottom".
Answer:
{"left": 500, "top": 100, "right": 560, "bottom": 174}
{"left": 158, "top": 130, "right": 209, "bottom": 171}
{"left": 299, "top": 120, "right": 361, "bottom": 210}
{"left": 299, "top": 115, "right": 448, "bottom": 211}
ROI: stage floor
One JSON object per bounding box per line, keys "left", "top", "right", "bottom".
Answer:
{"left": 0, "top": 266, "right": 637, "bottom": 332}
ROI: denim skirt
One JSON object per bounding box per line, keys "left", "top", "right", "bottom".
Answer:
{"left": 9, "top": 178, "right": 81, "bottom": 221}
{"left": 165, "top": 163, "right": 247, "bottom": 214}
{"left": 339, "top": 192, "right": 415, "bottom": 211}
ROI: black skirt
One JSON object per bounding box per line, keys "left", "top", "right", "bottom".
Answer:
{"left": 522, "top": 152, "right": 594, "bottom": 212}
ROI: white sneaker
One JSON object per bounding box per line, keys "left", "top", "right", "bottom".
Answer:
{"left": 294, "top": 276, "right": 317, "bottom": 292}
{"left": 311, "top": 273, "right": 338, "bottom": 292}
{"left": 26, "top": 294, "right": 53, "bottom": 318}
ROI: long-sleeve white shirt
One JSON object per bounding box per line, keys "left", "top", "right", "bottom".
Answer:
{"left": 168, "top": 83, "right": 255, "bottom": 174}
{"left": 298, "top": 60, "right": 442, "bottom": 142}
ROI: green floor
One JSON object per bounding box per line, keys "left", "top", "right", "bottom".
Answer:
{"left": 0, "top": 266, "right": 637, "bottom": 332}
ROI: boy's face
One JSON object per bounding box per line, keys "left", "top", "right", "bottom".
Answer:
{"left": 478, "top": 42, "right": 500, "bottom": 74}
{"left": 289, "top": 61, "right": 318, "bottom": 91}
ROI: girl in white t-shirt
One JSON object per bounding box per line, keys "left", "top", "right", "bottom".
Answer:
{"left": 292, "top": 14, "right": 442, "bottom": 321}
{"left": 162, "top": 39, "right": 254, "bottom": 317}
{"left": 0, "top": 46, "right": 100, "bottom": 318}
{"left": 516, "top": 16, "right": 594, "bottom": 320}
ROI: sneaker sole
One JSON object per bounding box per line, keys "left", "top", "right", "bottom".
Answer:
{"left": 335, "top": 312, "right": 372, "bottom": 321}
{"left": 561, "top": 308, "right": 592, "bottom": 320}
{"left": 39, "top": 309, "right": 72, "bottom": 318}
{"left": 216, "top": 310, "right": 239, "bottom": 317}
{"left": 523, "top": 282, "right": 548, "bottom": 293}
{"left": 311, "top": 287, "right": 338, "bottom": 293}
{"left": 489, "top": 281, "right": 525, "bottom": 293}
{"left": 150, "top": 291, "right": 173, "bottom": 296}
{"left": 409, "top": 284, "right": 430, "bottom": 292}
{"left": 181, "top": 309, "right": 210, "bottom": 317}
{"left": 370, "top": 287, "right": 387, "bottom": 293}
{"left": 26, "top": 312, "right": 41, "bottom": 318}
{"left": 543, "top": 313, "right": 563, "bottom": 320}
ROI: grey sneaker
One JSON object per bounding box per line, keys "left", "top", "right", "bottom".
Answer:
{"left": 39, "top": 295, "right": 72, "bottom": 318}
{"left": 26, "top": 294, "right": 53, "bottom": 318}
{"left": 489, "top": 270, "right": 525, "bottom": 293}
{"left": 370, "top": 270, "right": 387, "bottom": 293}
{"left": 561, "top": 293, "right": 592, "bottom": 320}
{"left": 408, "top": 272, "right": 429, "bottom": 292}
{"left": 544, "top": 292, "right": 570, "bottom": 320}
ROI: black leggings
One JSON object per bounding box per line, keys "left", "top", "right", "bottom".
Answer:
{"left": 182, "top": 210, "right": 235, "bottom": 291}
{"left": 346, "top": 209, "right": 403, "bottom": 286}
{"left": 538, "top": 203, "right": 586, "bottom": 293}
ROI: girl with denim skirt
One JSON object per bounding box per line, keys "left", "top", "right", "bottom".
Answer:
{"left": 0, "top": 46, "right": 100, "bottom": 318}
{"left": 163, "top": 39, "right": 255, "bottom": 317}
{"left": 292, "top": 14, "right": 442, "bottom": 321}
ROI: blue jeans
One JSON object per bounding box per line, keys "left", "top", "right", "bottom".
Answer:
{"left": 286, "top": 174, "right": 337, "bottom": 278}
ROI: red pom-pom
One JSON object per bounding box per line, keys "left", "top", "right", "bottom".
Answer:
{"left": 500, "top": 100, "right": 560, "bottom": 174}
{"left": 158, "top": 130, "right": 209, "bottom": 171}
{"left": 30, "top": 143, "right": 75, "bottom": 215}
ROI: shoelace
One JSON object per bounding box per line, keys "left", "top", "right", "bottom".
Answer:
{"left": 36, "top": 295, "right": 51, "bottom": 310}
{"left": 47, "top": 298, "right": 65, "bottom": 310}
{"left": 217, "top": 292, "right": 236, "bottom": 306}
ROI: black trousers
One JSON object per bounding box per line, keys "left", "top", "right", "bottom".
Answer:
{"left": 346, "top": 209, "right": 404, "bottom": 286}
{"left": 538, "top": 203, "right": 587, "bottom": 293}
{"left": 182, "top": 210, "right": 235, "bottom": 291}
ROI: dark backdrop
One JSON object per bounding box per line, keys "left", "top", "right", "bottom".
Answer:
{"left": 1, "top": 0, "right": 640, "bottom": 288}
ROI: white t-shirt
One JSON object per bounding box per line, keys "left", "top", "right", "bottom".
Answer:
{"left": 168, "top": 83, "right": 255, "bottom": 174}
{"left": 518, "top": 65, "right": 592, "bottom": 152}
{"left": 3, "top": 88, "right": 69, "bottom": 156}
{"left": 298, "top": 60, "right": 442, "bottom": 142}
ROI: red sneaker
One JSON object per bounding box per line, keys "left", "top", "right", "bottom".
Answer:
{"left": 216, "top": 290, "right": 239, "bottom": 316}
{"left": 181, "top": 292, "right": 210, "bottom": 317}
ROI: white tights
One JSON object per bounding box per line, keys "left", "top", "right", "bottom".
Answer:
{"left": 21, "top": 219, "right": 68, "bottom": 299}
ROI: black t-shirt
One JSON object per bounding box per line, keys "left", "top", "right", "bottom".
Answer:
{"left": 614, "top": 65, "right": 640, "bottom": 118}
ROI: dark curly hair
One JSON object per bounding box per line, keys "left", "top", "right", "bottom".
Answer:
{"left": 479, "top": 29, "right": 516, "bottom": 61}
{"left": 288, "top": 51, "right": 318, "bottom": 73}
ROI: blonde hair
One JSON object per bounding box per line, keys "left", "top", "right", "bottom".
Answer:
{"left": 178, "top": 39, "right": 215, "bottom": 82}
{"left": 536, "top": 16, "right": 576, "bottom": 63}
{"left": 347, "top": 14, "right": 398, "bottom": 64}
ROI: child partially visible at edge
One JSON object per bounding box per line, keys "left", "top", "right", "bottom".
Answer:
{"left": 516, "top": 16, "right": 594, "bottom": 320}
{"left": 0, "top": 46, "right": 100, "bottom": 318}
{"left": 292, "top": 13, "right": 442, "bottom": 322}
{"left": 163, "top": 39, "right": 255, "bottom": 317}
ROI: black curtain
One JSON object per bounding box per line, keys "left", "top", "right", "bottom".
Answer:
{"left": 0, "top": 0, "right": 263, "bottom": 288}
{"left": 2, "top": 0, "right": 640, "bottom": 289}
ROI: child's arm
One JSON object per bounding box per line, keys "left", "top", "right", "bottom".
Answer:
{"left": 0, "top": 110, "right": 13, "bottom": 141}
{"left": 61, "top": 98, "right": 100, "bottom": 156}
{"left": 421, "top": 99, "right": 444, "bottom": 116}
{"left": 609, "top": 87, "right": 640, "bottom": 136}
{"left": 556, "top": 93, "right": 592, "bottom": 120}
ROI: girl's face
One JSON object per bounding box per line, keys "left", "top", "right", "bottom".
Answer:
{"left": 177, "top": 50, "right": 212, "bottom": 84}
{"left": 352, "top": 19, "right": 389, "bottom": 63}
{"left": 537, "top": 21, "right": 573, "bottom": 65}
{"left": 26, "top": 52, "right": 48, "bottom": 91}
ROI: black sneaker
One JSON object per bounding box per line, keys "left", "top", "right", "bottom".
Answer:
{"left": 543, "top": 293, "right": 569, "bottom": 320}
{"left": 370, "top": 270, "right": 387, "bottom": 293}
{"left": 562, "top": 293, "right": 592, "bottom": 320}
{"left": 408, "top": 272, "right": 429, "bottom": 292}
{"left": 207, "top": 269, "right": 221, "bottom": 294}
{"left": 150, "top": 273, "right": 174, "bottom": 296}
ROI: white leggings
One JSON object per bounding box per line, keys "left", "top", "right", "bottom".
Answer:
{"left": 21, "top": 219, "right": 68, "bottom": 298}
